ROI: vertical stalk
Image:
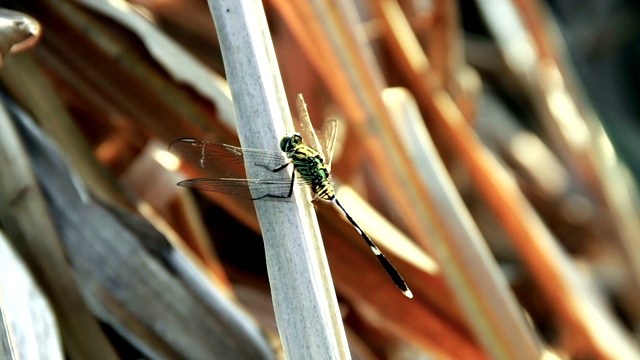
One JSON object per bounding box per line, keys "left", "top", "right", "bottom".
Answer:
{"left": 207, "top": 1, "right": 350, "bottom": 358}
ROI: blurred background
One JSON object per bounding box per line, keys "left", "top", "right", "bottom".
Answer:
{"left": 0, "top": 0, "right": 639, "bottom": 359}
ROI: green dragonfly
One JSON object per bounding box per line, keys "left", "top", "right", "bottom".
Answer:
{"left": 169, "top": 95, "right": 412, "bottom": 298}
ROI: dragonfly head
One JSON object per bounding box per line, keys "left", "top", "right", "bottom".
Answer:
{"left": 280, "top": 133, "right": 303, "bottom": 153}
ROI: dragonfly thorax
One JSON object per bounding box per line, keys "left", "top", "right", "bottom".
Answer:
{"left": 280, "top": 133, "right": 335, "bottom": 201}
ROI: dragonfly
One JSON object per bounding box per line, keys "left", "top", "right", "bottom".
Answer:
{"left": 169, "top": 94, "right": 413, "bottom": 299}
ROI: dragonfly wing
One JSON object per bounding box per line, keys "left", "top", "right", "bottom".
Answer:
{"left": 319, "top": 119, "right": 338, "bottom": 172}
{"left": 295, "top": 95, "right": 340, "bottom": 172}
{"left": 177, "top": 177, "right": 308, "bottom": 200}
{"left": 169, "top": 138, "right": 246, "bottom": 178}
{"left": 177, "top": 178, "right": 254, "bottom": 198}
{"left": 297, "top": 94, "right": 325, "bottom": 160}
{"left": 169, "top": 138, "right": 288, "bottom": 179}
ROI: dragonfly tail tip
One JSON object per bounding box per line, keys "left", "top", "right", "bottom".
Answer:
{"left": 403, "top": 289, "right": 413, "bottom": 299}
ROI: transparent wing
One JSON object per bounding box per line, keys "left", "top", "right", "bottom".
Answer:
{"left": 177, "top": 177, "right": 305, "bottom": 200}
{"left": 169, "top": 138, "right": 310, "bottom": 200}
{"left": 318, "top": 119, "right": 338, "bottom": 172}
{"left": 297, "top": 94, "right": 325, "bottom": 160}
{"left": 296, "top": 94, "right": 340, "bottom": 172}
{"left": 169, "top": 138, "right": 288, "bottom": 180}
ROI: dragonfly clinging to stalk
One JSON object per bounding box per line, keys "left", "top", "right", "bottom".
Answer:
{"left": 169, "top": 94, "right": 413, "bottom": 298}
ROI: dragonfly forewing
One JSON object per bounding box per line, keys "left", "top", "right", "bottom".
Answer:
{"left": 169, "top": 138, "right": 309, "bottom": 200}
{"left": 319, "top": 119, "right": 338, "bottom": 171}
{"left": 169, "top": 138, "right": 287, "bottom": 178}
{"left": 296, "top": 95, "right": 338, "bottom": 172}
{"left": 296, "top": 94, "right": 323, "bottom": 160}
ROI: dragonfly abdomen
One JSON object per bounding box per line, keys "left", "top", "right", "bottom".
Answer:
{"left": 313, "top": 182, "right": 335, "bottom": 201}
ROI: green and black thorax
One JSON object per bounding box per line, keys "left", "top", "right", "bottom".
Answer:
{"left": 280, "top": 133, "right": 335, "bottom": 201}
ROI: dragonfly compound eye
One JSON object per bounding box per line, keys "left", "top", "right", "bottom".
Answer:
{"left": 280, "top": 133, "right": 302, "bottom": 152}
{"left": 279, "top": 135, "right": 292, "bottom": 152}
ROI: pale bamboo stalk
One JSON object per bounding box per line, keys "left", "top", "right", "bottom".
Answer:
{"left": 510, "top": 0, "right": 640, "bottom": 326}
{"left": 0, "top": 287, "right": 16, "bottom": 360}
{"left": 0, "top": 101, "right": 119, "bottom": 360}
{"left": 380, "top": 0, "right": 640, "bottom": 356}
{"left": 0, "top": 230, "right": 63, "bottom": 360}
{"left": 476, "top": 0, "right": 640, "bottom": 352}
{"left": 206, "top": 1, "right": 350, "bottom": 358}
{"left": 382, "top": 87, "right": 542, "bottom": 360}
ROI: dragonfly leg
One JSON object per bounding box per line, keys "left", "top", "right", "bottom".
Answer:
{"left": 252, "top": 160, "right": 291, "bottom": 173}
{"left": 250, "top": 167, "right": 296, "bottom": 200}
{"left": 252, "top": 193, "right": 289, "bottom": 200}
{"left": 286, "top": 167, "right": 295, "bottom": 197}
{"left": 268, "top": 161, "right": 291, "bottom": 172}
